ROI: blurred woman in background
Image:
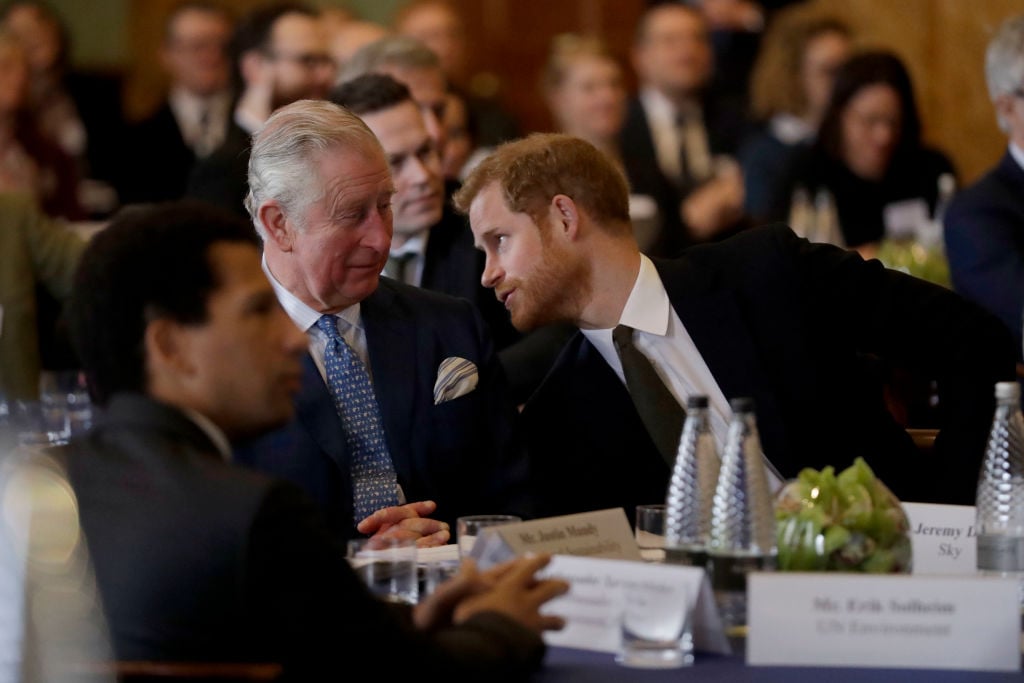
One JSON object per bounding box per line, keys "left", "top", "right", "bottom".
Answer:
{"left": 541, "top": 33, "right": 661, "bottom": 252}
{"left": 0, "top": 28, "right": 81, "bottom": 219}
{"left": 788, "top": 50, "right": 956, "bottom": 255}
{"left": 739, "top": 6, "right": 852, "bottom": 224}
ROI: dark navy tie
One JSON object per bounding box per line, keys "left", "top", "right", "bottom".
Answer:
{"left": 315, "top": 315, "right": 399, "bottom": 521}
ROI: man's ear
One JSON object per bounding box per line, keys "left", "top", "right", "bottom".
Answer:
{"left": 550, "top": 194, "right": 581, "bottom": 239}
{"left": 994, "top": 94, "right": 1016, "bottom": 132}
{"left": 258, "top": 200, "right": 295, "bottom": 252}
{"left": 144, "top": 317, "right": 195, "bottom": 381}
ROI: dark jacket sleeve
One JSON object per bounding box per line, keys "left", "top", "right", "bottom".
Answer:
{"left": 246, "top": 482, "right": 546, "bottom": 680}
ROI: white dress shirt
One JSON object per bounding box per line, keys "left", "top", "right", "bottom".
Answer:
{"left": 582, "top": 254, "right": 784, "bottom": 491}
{"left": 1008, "top": 141, "right": 1024, "bottom": 173}
{"left": 639, "top": 87, "right": 712, "bottom": 185}
{"left": 384, "top": 232, "right": 428, "bottom": 286}
{"left": 181, "top": 407, "right": 232, "bottom": 461}
{"left": 263, "top": 257, "right": 372, "bottom": 382}
{"left": 168, "top": 87, "right": 231, "bottom": 156}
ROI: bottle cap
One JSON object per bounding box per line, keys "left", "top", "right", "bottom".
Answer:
{"left": 995, "top": 381, "right": 1020, "bottom": 401}
{"left": 686, "top": 395, "right": 709, "bottom": 410}
{"left": 729, "top": 397, "right": 754, "bottom": 413}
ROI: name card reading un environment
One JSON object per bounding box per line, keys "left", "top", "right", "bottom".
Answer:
{"left": 536, "top": 555, "right": 731, "bottom": 655}
{"left": 901, "top": 502, "right": 976, "bottom": 574}
{"left": 469, "top": 508, "right": 642, "bottom": 568}
{"left": 747, "top": 573, "right": 1020, "bottom": 671}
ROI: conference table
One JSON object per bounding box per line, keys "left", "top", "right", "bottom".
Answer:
{"left": 538, "top": 646, "right": 1024, "bottom": 681}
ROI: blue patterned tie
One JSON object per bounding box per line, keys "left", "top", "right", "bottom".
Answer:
{"left": 315, "top": 315, "right": 399, "bottom": 522}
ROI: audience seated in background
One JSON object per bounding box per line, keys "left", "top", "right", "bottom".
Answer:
{"left": 234, "top": 99, "right": 534, "bottom": 542}
{"left": 186, "top": 2, "right": 334, "bottom": 220}
{"left": 945, "top": 13, "right": 1024, "bottom": 363}
{"left": 0, "top": 192, "right": 85, "bottom": 402}
{"left": 453, "top": 133, "right": 1013, "bottom": 522}
{"left": 619, "top": 2, "right": 749, "bottom": 257}
{"left": 738, "top": 5, "right": 851, "bottom": 225}
{"left": 541, "top": 32, "right": 661, "bottom": 254}
{"left": 1, "top": 0, "right": 125, "bottom": 218}
{"left": 440, "top": 86, "right": 483, "bottom": 181}
{"left": 393, "top": 0, "right": 521, "bottom": 148}
{"left": 118, "top": 1, "right": 234, "bottom": 205}
{"left": 784, "top": 50, "right": 956, "bottom": 255}
{"left": 0, "top": 28, "right": 82, "bottom": 219}
{"left": 339, "top": 34, "right": 450, "bottom": 155}
{"left": 324, "top": 14, "right": 390, "bottom": 77}
{"left": 59, "top": 199, "right": 568, "bottom": 678}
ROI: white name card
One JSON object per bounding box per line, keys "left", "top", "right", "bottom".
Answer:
{"left": 747, "top": 572, "right": 1020, "bottom": 671}
{"left": 536, "top": 555, "right": 731, "bottom": 655}
{"left": 902, "top": 502, "right": 977, "bottom": 575}
{"left": 470, "top": 508, "right": 642, "bottom": 568}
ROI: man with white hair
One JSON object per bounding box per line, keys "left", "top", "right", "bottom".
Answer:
{"left": 944, "top": 13, "right": 1024, "bottom": 362}
{"left": 234, "top": 99, "right": 532, "bottom": 544}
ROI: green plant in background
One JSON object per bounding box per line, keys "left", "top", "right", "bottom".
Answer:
{"left": 775, "top": 457, "right": 912, "bottom": 573}
{"left": 876, "top": 238, "right": 951, "bottom": 289}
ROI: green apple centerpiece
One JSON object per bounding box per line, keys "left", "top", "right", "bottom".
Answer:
{"left": 775, "top": 457, "right": 912, "bottom": 573}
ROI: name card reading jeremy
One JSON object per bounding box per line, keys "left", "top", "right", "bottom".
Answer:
{"left": 747, "top": 573, "right": 1019, "bottom": 671}
{"left": 901, "top": 502, "right": 976, "bottom": 574}
{"left": 469, "top": 508, "right": 641, "bottom": 568}
{"left": 536, "top": 555, "right": 731, "bottom": 655}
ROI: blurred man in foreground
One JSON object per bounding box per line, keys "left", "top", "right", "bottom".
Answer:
{"left": 55, "top": 200, "right": 566, "bottom": 676}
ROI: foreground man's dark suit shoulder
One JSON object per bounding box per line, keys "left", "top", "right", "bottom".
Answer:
{"left": 235, "top": 277, "right": 533, "bottom": 538}
{"left": 524, "top": 223, "right": 1013, "bottom": 520}
{"left": 60, "top": 394, "right": 544, "bottom": 678}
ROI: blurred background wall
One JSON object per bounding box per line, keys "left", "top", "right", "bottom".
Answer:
{"left": 49, "top": 0, "right": 1024, "bottom": 186}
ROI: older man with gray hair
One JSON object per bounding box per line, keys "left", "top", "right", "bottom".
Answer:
{"left": 233, "top": 98, "right": 532, "bottom": 544}
{"left": 944, "top": 13, "right": 1024, "bottom": 362}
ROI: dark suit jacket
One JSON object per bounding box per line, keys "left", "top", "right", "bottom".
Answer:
{"left": 618, "top": 94, "right": 751, "bottom": 257}
{"left": 523, "top": 224, "right": 1014, "bottom": 521}
{"left": 235, "top": 277, "right": 532, "bottom": 540}
{"left": 118, "top": 102, "right": 196, "bottom": 205}
{"left": 944, "top": 152, "right": 1024, "bottom": 361}
{"left": 185, "top": 120, "right": 252, "bottom": 221}
{"left": 56, "top": 393, "right": 544, "bottom": 678}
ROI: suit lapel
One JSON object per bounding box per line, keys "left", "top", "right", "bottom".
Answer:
{"left": 360, "top": 284, "right": 417, "bottom": 474}
{"left": 295, "top": 354, "right": 350, "bottom": 472}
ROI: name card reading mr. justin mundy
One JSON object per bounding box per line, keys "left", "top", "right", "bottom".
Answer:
{"left": 472, "top": 508, "right": 642, "bottom": 567}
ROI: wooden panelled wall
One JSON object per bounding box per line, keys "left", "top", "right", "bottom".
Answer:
{"left": 125, "top": 0, "right": 1023, "bottom": 185}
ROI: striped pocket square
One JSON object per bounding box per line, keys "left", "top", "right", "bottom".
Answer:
{"left": 433, "top": 357, "right": 479, "bottom": 405}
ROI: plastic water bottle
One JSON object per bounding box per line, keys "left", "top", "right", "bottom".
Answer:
{"left": 707, "top": 397, "right": 777, "bottom": 650}
{"left": 664, "top": 395, "right": 719, "bottom": 568}
{"left": 975, "top": 381, "right": 1024, "bottom": 608}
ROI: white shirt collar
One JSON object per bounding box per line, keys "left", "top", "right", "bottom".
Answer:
{"left": 618, "top": 254, "right": 671, "bottom": 336}
{"left": 262, "top": 254, "right": 363, "bottom": 334}
{"left": 640, "top": 86, "right": 678, "bottom": 125}
{"left": 769, "top": 113, "right": 815, "bottom": 146}
{"left": 581, "top": 254, "right": 670, "bottom": 354}
{"left": 390, "top": 231, "right": 427, "bottom": 260}
{"left": 1008, "top": 142, "right": 1024, "bottom": 173}
{"left": 180, "top": 407, "right": 232, "bottom": 461}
